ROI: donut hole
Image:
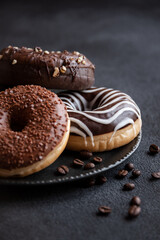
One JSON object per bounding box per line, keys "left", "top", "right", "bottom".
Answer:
{"left": 10, "top": 107, "right": 30, "bottom": 132}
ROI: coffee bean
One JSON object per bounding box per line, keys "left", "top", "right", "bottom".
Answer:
{"left": 96, "top": 175, "right": 107, "bottom": 184}
{"left": 149, "top": 144, "right": 159, "bottom": 154}
{"left": 130, "top": 196, "right": 141, "bottom": 206}
{"left": 93, "top": 156, "right": 103, "bottom": 164}
{"left": 123, "top": 183, "right": 135, "bottom": 191}
{"left": 125, "top": 163, "right": 134, "bottom": 171}
{"left": 80, "top": 150, "right": 93, "bottom": 159}
{"left": 151, "top": 172, "right": 160, "bottom": 179}
{"left": 85, "top": 178, "right": 96, "bottom": 187}
{"left": 57, "top": 165, "right": 69, "bottom": 175}
{"left": 98, "top": 206, "right": 111, "bottom": 215}
{"left": 73, "top": 158, "right": 84, "bottom": 167}
{"left": 128, "top": 205, "right": 141, "bottom": 217}
{"left": 84, "top": 162, "right": 95, "bottom": 170}
{"left": 117, "top": 169, "right": 128, "bottom": 178}
{"left": 132, "top": 169, "right": 141, "bottom": 178}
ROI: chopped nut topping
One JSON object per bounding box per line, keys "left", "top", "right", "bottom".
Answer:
{"left": 51, "top": 51, "right": 55, "bottom": 53}
{"left": 8, "top": 45, "right": 12, "bottom": 48}
{"left": 12, "top": 59, "right": 17, "bottom": 65}
{"left": 56, "top": 51, "right": 61, "bottom": 53}
{"left": 13, "top": 47, "right": 18, "bottom": 50}
{"left": 60, "top": 66, "right": 66, "bottom": 74}
{"left": 82, "top": 60, "right": 86, "bottom": 65}
{"left": 5, "top": 49, "right": 9, "bottom": 54}
{"left": 53, "top": 67, "right": 60, "bottom": 77}
{"left": 0, "top": 55, "right": 3, "bottom": 60}
{"left": 28, "top": 48, "right": 33, "bottom": 50}
{"left": 35, "top": 47, "right": 42, "bottom": 53}
{"left": 77, "top": 56, "right": 83, "bottom": 64}
{"left": 44, "top": 50, "right": 49, "bottom": 54}
{"left": 35, "top": 47, "right": 39, "bottom": 52}
{"left": 73, "top": 51, "right": 80, "bottom": 56}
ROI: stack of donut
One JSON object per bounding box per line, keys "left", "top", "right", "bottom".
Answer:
{"left": 0, "top": 46, "right": 142, "bottom": 177}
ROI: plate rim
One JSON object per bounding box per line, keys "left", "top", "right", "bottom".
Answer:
{"left": 0, "top": 131, "right": 142, "bottom": 186}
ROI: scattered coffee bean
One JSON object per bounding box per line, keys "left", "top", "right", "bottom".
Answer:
{"left": 123, "top": 183, "right": 135, "bottom": 191}
{"left": 130, "top": 196, "right": 141, "bottom": 206}
{"left": 132, "top": 169, "right": 141, "bottom": 178}
{"left": 149, "top": 144, "right": 159, "bottom": 154}
{"left": 98, "top": 206, "right": 111, "bottom": 215}
{"left": 96, "top": 175, "right": 107, "bottom": 184}
{"left": 125, "top": 163, "right": 134, "bottom": 171}
{"left": 93, "top": 156, "right": 103, "bottom": 164}
{"left": 84, "top": 162, "right": 95, "bottom": 170}
{"left": 57, "top": 165, "right": 69, "bottom": 175}
{"left": 73, "top": 158, "right": 84, "bottom": 167}
{"left": 117, "top": 169, "right": 128, "bottom": 178}
{"left": 85, "top": 178, "right": 96, "bottom": 187}
{"left": 128, "top": 205, "right": 141, "bottom": 217}
{"left": 151, "top": 172, "right": 160, "bottom": 179}
{"left": 80, "top": 150, "right": 93, "bottom": 159}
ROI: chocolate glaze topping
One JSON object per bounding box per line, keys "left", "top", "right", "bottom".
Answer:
{"left": 0, "top": 85, "right": 68, "bottom": 170}
{"left": 59, "top": 87, "right": 141, "bottom": 140}
{"left": 0, "top": 46, "right": 95, "bottom": 90}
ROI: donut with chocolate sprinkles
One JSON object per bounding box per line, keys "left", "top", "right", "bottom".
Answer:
{"left": 0, "top": 46, "right": 95, "bottom": 90}
{"left": 0, "top": 85, "right": 70, "bottom": 177}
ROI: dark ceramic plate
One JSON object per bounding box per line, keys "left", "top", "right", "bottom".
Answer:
{"left": 0, "top": 132, "right": 141, "bottom": 185}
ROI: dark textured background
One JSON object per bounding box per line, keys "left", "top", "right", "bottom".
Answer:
{"left": 0, "top": 1, "right": 160, "bottom": 239}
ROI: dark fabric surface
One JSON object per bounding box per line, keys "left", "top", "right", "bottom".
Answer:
{"left": 0, "top": 1, "right": 160, "bottom": 240}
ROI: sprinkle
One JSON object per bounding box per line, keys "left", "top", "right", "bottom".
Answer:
{"left": 82, "top": 60, "right": 86, "bottom": 65}
{"left": 0, "top": 55, "right": 3, "bottom": 60}
{"left": 13, "top": 47, "right": 18, "bottom": 50}
{"left": 12, "top": 59, "right": 17, "bottom": 65}
{"left": 53, "top": 67, "right": 60, "bottom": 77}
{"left": 56, "top": 51, "right": 61, "bottom": 53}
{"left": 60, "top": 66, "right": 66, "bottom": 74}
{"left": 28, "top": 48, "right": 33, "bottom": 50}
{"left": 51, "top": 51, "right": 55, "bottom": 53}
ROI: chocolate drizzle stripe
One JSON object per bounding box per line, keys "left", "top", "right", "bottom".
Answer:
{"left": 109, "top": 117, "right": 135, "bottom": 143}
{"left": 90, "top": 88, "right": 113, "bottom": 106}
{"left": 99, "top": 92, "right": 128, "bottom": 106}
{"left": 58, "top": 87, "right": 141, "bottom": 144}
{"left": 100, "top": 92, "right": 141, "bottom": 114}
{"left": 68, "top": 107, "right": 139, "bottom": 124}
{"left": 97, "top": 95, "right": 136, "bottom": 110}
{"left": 86, "top": 101, "right": 139, "bottom": 114}
{"left": 71, "top": 92, "right": 87, "bottom": 109}
{"left": 60, "top": 97, "right": 76, "bottom": 109}
{"left": 82, "top": 87, "right": 105, "bottom": 93}
{"left": 70, "top": 117, "right": 94, "bottom": 144}
{"left": 62, "top": 94, "right": 82, "bottom": 111}
{"left": 70, "top": 126, "right": 88, "bottom": 145}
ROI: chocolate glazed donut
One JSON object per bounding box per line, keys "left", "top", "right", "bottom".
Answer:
{"left": 0, "top": 85, "right": 70, "bottom": 177}
{"left": 58, "top": 87, "right": 142, "bottom": 152}
{"left": 0, "top": 46, "right": 95, "bottom": 90}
